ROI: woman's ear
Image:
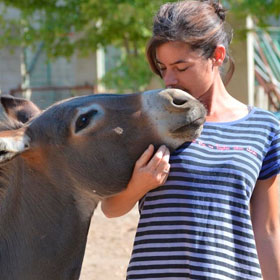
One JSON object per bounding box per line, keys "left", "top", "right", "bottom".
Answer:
{"left": 212, "top": 45, "right": 226, "bottom": 66}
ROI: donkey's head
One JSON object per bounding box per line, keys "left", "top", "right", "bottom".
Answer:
{"left": 0, "top": 89, "right": 206, "bottom": 197}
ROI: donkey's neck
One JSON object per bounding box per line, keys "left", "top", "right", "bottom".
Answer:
{"left": 1, "top": 158, "right": 89, "bottom": 228}
{"left": 0, "top": 158, "right": 97, "bottom": 280}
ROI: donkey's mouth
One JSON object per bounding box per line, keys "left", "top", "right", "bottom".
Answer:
{"left": 172, "top": 117, "right": 205, "bottom": 134}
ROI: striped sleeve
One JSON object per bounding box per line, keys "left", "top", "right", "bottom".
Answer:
{"left": 258, "top": 126, "right": 280, "bottom": 180}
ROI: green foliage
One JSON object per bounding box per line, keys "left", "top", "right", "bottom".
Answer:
{"left": 101, "top": 51, "right": 154, "bottom": 92}
{"left": 0, "top": 0, "right": 174, "bottom": 91}
{"left": 226, "top": 0, "right": 280, "bottom": 26}
{"left": 0, "top": 0, "right": 169, "bottom": 56}
{"left": 0, "top": 0, "right": 278, "bottom": 91}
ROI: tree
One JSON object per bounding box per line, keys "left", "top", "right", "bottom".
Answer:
{"left": 0, "top": 0, "right": 278, "bottom": 91}
{"left": 227, "top": 0, "right": 280, "bottom": 27}
{"left": 0, "top": 0, "right": 173, "bottom": 91}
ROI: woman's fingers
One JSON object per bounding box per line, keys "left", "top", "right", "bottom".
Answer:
{"left": 135, "top": 144, "right": 155, "bottom": 168}
{"left": 147, "top": 145, "right": 169, "bottom": 170}
{"left": 155, "top": 147, "right": 171, "bottom": 185}
{"left": 129, "top": 144, "right": 171, "bottom": 192}
{"left": 156, "top": 148, "right": 171, "bottom": 174}
{"left": 146, "top": 145, "right": 170, "bottom": 187}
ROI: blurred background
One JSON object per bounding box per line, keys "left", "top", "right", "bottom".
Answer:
{"left": 0, "top": 1, "right": 279, "bottom": 279}
{"left": 0, "top": 0, "right": 279, "bottom": 110}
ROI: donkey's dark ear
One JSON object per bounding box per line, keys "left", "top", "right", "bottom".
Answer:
{"left": 0, "top": 95, "right": 41, "bottom": 123}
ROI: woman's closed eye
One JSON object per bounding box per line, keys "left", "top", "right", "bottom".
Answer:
{"left": 158, "top": 66, "right": 189, "bottom": 73}
{"left": 177, "top": 66, "right": 189, "bottom": 72}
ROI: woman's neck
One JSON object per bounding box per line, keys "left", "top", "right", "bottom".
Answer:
{"left": 198, "top": 80, "right": 248, "bottom": 123}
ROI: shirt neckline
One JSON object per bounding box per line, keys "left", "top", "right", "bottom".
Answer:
{"left": 204, "top": 106, "right": 255, "bottom": 126}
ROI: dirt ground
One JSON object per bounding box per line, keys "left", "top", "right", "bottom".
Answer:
{"left": 80, "top": 204, "right": 139, "bottom": 280}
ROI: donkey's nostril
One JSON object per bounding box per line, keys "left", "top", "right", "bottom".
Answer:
{"left": 172, "top": 98, "right": 188, "bottom": 106}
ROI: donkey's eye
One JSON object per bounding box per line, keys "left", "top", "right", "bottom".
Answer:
{"left": 75, "top": 110, "right": 97, "bottom": 133}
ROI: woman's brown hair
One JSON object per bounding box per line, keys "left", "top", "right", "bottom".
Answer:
{"left": 146, "top": 0, "right": 234, "bottom": 85}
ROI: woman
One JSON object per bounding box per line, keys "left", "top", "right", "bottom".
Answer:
{"left": 101, "top": 1, "right": 280, "bottom": 279}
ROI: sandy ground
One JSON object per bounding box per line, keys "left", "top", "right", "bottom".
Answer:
{"left": 80, "top": 188, "right": 280, "bottom": 280}
{"left": 80, "top": 205, "right": 139, "bottom": 280}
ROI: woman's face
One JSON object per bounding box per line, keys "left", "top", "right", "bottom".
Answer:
{"left": 155, "top": 41, "right": 218, "bottom": 100}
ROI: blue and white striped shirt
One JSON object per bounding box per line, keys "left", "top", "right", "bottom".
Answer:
{"left": 127, "top": 107, "right": 280, "bottom": 280}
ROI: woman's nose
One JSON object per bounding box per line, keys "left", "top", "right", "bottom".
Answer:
{"left": 163, "top": 71, "right": 178, "bottom": 88}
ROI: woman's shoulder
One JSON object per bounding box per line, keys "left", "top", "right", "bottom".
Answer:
{"left": 250, "top": 106, "right": 280, "bottom": 126}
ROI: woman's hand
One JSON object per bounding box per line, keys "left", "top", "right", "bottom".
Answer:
{"left": 129, "top": 144, "right": 170, "bottom": 193}
{"left": 101, "top": 144, "right": 170, "bottom": 218}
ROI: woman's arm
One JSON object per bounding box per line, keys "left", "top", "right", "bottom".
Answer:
{"left": 250, "top": 175, "right": 280, "bottom": 280}
{"left": 101, "top": 144, "right": 170, "bottom": 218}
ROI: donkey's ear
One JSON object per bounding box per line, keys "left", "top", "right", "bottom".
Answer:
{"left": 0, "top": 128, "right": 30, "bottom": 164}
{"left": 0, "top": 95, "right": 41, "bottom": 123}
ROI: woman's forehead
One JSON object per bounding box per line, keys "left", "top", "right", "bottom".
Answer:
{"left": 155, "top": 41, "right": 200, "bottom": 64}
